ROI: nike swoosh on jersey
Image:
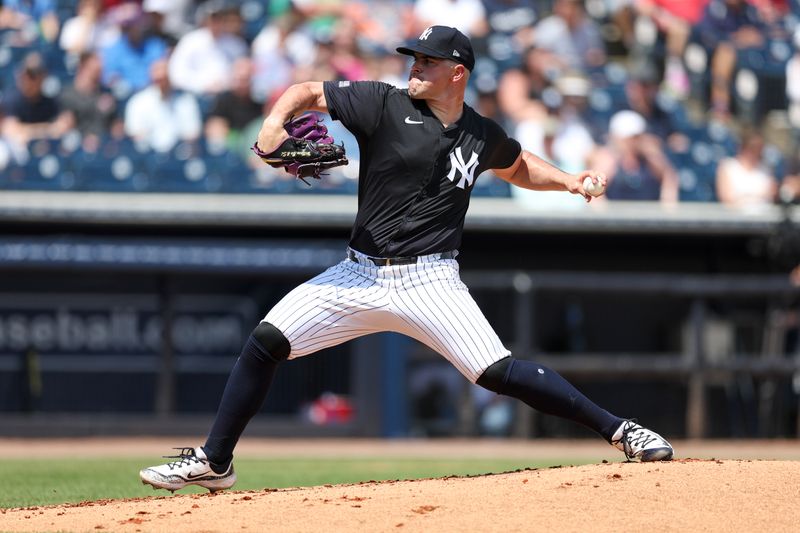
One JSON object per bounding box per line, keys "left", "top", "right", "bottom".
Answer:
{"left": 404, "top": 116, "right": 424, "bottom": 124}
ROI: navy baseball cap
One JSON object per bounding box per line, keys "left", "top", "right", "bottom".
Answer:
{"left": 397, "top": 26, "right": 475, "bottom": 71}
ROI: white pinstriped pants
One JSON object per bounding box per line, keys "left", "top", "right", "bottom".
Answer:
{"left": 264, "top": 248, "right": 511, "bottom": 383}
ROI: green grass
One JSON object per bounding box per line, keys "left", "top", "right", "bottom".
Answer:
{"left": 0, "top": 456, "right": 594, "bottom": 508}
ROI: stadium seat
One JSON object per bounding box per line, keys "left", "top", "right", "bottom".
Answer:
{"left": 586, "top": 87, "right": 615, "bottom": 142}
{"left": 206, "top": 151, "right": 252, "bottom": 193}
{"left": 733, "top": 41, "right": 791, "bottom": 124}
{"left": 666, "top": 146, "right": 691, "bottom": 172}
{"left": 2, "top": 152, "right": 74, "bottom": 191}
{"left": 40, "top": 42, "right": 71, "bottom": 77}
{"left": 678, "top": 166, "right": 717, "bottom": 202}
{"left": 72, "top": 138, "right": 150, "bottom": 192}
{"left": 0, "top": 44, "right": 32, "bottom": 91}
{"left": 146, "top": 143, "right": 221, "bottom": 193}
{"left": 705, "top": 121, "right": 737, "bottom": 157}
{"left": 763, "top": 143, "right": 787, "bottom": 180}
{"left": 680, "top": 140, "right": 719, "bottom": 202}
{"left": 240, "top": 0, "right": 270, "bottom": 42}
{"left": 656, "top": 92, "right": 692, "bottom": 133}
{"left": 56, "top": 0, "right": 80, "bottom": 23}
{"left": 199, "top": 140, "right": 254, "bottom": 193}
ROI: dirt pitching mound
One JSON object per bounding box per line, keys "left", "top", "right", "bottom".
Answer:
{"left": 2, "top": 459, "right": 798, "bottom": 532}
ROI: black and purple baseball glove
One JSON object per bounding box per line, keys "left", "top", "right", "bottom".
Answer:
{"left": 252, "top": 114, "right": 348, "bottom": 186}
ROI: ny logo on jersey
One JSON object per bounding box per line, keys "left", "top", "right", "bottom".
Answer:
{"left": 419, "top": 27, "right": 433, "bottom": 40}
{"left": 446, "top": 147, "right": 479, "bottom": 189}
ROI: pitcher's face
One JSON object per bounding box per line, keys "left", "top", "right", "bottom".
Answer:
{"left": 407, "top": 54, "right": 459, "bottom": 99}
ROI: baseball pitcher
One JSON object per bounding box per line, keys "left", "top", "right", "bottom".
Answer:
{"left": 140, "top": 26, "right": 673, "bottom": 493}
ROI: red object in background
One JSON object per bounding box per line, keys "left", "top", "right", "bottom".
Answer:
{"left": 642, "top": 0, "right": 709, "bottom": 25}
{"left": 307, "top": 393, "right": 355, "bottom": 425}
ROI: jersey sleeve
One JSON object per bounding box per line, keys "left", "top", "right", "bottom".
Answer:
{"left": 323, "top": 81, "right": 391, "bottom": 138}
{"left": 483, "top": 118, "right": 521, "bottom": 171}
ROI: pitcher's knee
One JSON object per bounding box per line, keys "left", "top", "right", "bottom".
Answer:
{"left": 248, "top": 322, "right": 291, "bottom": 362}
{"left": 476, "top": 356, "right": 513, "bottom": 393}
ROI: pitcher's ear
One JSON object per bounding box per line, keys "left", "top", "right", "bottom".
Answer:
{"left": 452, "top": 64, "right": 467, "bottom": 82}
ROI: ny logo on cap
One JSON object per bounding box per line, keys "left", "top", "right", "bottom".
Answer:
{"left": 419, "top": 27, "right": 433, "bottom": 40}
{"left": 447, "top": 147, "right": 479, "bottom": 189}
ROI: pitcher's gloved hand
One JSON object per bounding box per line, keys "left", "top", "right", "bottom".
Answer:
{"left": 252, "top": 114, "right": 348, "bottom": 185}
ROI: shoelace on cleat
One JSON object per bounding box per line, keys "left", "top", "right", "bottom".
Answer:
{"left": 162, "top": 447, "right": 207, "bottom": 470}
{"left": 619, "top": 421, "right": 659, "bottom": 460}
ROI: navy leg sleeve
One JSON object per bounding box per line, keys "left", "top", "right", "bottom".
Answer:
{"left": 202, "top": 333, "right": 285, "bottom": 465}
{"left": 480, "top": 358, "right": 622, "bottom": 442}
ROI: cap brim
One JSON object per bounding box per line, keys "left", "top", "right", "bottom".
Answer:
{"left": 396, "top": 43, "right": 452, "bottom": 61}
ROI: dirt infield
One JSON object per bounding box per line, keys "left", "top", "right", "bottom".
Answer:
{"left": 1, "top": 439, "right": 799, "bottom": 532}
{"left": 1, "top": 436, "right": 799, "bottom": 459}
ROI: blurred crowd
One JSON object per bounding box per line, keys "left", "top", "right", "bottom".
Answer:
{"left": 1, "top": 0, "right": 800, "bottom": 205}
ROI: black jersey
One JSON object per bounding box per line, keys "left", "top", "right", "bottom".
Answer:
{"left": 323, "top": 80, "right": 521, "bottom": 257}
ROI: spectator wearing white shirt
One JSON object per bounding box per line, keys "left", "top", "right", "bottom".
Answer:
{"left": 529, "top": 0, "right": 605, "bottom": 78}
{"left": 124, "top": 58, "right": 202, "bottom": 152}
{"left": 715, "top": 130, "right": 778, "bottom": 209}
{"left": 787, "top": 27, "right": 800, "bottom": 155}
{"left": 143, "top": 0, "right": 193, "bottom": 42}
{"left": 59, "top": 0, "right": 107, "bottom": 57}
{"left": 251, "top": 12, "right": 313, "bottom": 105}
{"left": 167, "top": 0, "right": 248, "bottom": 95}
{"left": 412, "top": 0, "right": 486, "bottom": 37}
{"left": 511, "top": 73, "right": 595, "bottom": 210}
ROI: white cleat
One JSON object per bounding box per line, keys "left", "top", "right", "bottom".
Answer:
{"left": 139, "top": 447, "right": 236, "bottom": 493}
{"left": 611, "top": 420, "right": 674, "bottom": 462}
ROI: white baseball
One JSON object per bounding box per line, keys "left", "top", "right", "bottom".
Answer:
{"left": 583, "top": 176, "right": 605, "bottom": 197}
